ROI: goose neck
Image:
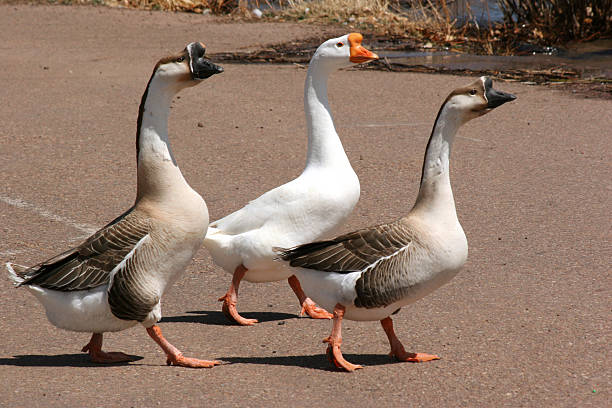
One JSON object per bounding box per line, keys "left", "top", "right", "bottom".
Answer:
{"left": 303, "top": 61, "right": 350, "bottom": 169}
{"left": 413, "top": 104, "right": 462, "bottom": 216}
{"left": 135, "top": 76, "right": 187, "bottom": 201}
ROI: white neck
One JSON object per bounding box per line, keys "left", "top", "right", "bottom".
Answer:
{"left": 303, "top": 60, "right": 351, "bottom": 170}
{"left": 136, "top": 75, "right": 189, "bottom": 202}
{"left": 412, "top": 104, "right": 462, "bottom": 219}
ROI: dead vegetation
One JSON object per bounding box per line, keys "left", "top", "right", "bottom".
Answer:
{"left": 103, "top": 0, "right": 243, "bottom": 13}
{"left": 273, "top": 1, "right": 612, "bottom": 54}
{"left": 276, "top": 1, "right": 451, "bottom": 39}
{"left": 498, "top": 0, "right": 612, "bottom": 44}
{"left": 11, "top": 0, "right": 612, "bottom": 54}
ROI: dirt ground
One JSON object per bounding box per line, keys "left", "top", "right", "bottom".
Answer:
{"left": 0, "top": 4, "right": 610, "bottom": 407}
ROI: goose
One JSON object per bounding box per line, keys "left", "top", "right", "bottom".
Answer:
{"left": 6, "top": 42, "right": 224, "bottom": 368}
{"left": 204, "top": 33, "right": 378, "bottom": 325}
{"left": 277, "top": 77, "right": 516, "bottom": 371}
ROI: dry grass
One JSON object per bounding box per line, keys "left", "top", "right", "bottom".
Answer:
{"left": 29, "top": 0, "right": 456, "bottom": 41}
{"left": 18, "top": 0, "right": 252, "bottom": 14}
{"left": 12, "top": 0, "right": 609, "bottom": 52}
{"left": 497, "top": 0, "right": 612, "bottom": 43}
{"left": 273, "top": 0, "right": 612, "bottom": 51}
{"left": 103, "top": 0, "right": 247, "bottom": 13}
{"left": 277, "top": 0, "right": 455, "bottom": 39}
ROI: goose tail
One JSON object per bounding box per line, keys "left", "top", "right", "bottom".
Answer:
{"left": 6, "top": 262, "right": 28, "bottom": 286}
{"left": 203, "top": 226, "right": 240, "bottom": 273}
{"left": 204, "top": 225, "right": 231, "bottom": 244}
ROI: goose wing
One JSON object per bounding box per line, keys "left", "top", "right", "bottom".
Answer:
{"left": 18, "top": 207, "right": 150, "bottom": 292}
{"left": 278, "top": 221, "right": 412, "bottom": 273}
{"left": 20, "top": 207, "right": 162, "bottom": 321}
{"left": 278, "top": 220, "right": 416, "bottom": 309}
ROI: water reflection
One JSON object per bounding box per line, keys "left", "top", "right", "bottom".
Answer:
{"left": 381, "top": 38, "right": 612, "bottom": 80}
{"left": 439, "top": 0, "right": 504, "bottom": 24}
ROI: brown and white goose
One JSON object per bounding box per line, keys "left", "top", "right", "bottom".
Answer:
{"left": 278, "top": 77, "right": 516, "bottom": 371}
{"left": 6, "top": 42, "right": 224, "bottom": 368}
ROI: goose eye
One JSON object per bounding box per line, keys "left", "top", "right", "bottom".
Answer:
{"left": 176, "top": 56, "right": 185, "bottom": 63}
{"left": 336, "top": 42, "right": 344, "bottom": 47}
{"left": 469, "top": 89, "right": 477, "bottom": 95}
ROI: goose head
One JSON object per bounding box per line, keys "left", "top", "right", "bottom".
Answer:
{"left": 311, "top": 33, "right": 378, "bottom": 70}
{"left": 443, "top": 76, "right": 516, "bottom": 124}
{"left": 151, "top": 42, "right": 223, "bottom": 90}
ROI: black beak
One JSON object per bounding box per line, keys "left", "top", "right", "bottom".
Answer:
{"left": 186, "top": 42, "right": 224, "bottom": 80}
{"left": 484, "top": 77, "right": 516, "bottom": 109}
{"left": 192, "top": 59, "right": 224, "bottom": 80}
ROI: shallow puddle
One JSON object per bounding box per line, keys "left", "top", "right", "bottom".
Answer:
{"left": 380, "top": 39, "right": 612, "bottom": 80}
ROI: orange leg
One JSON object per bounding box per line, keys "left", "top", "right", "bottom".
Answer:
{"left": 323, "top": 303, "right": 363, "bottom": 372}
{"left": 380, "top": 317, "right": 440, "bottom": 362}
{"left": 81, "top": 333, "right": 133, "bottom": 364}
{"left": 146, "top": 325, "right": 221, "bottom": 368}
{"left": 218, "top": 264, "right": 258, "bottom": 325}
{"left": 288, "top": 275, "right": 333, "bottom": 319}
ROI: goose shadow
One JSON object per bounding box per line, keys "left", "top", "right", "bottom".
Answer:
{"left": 0, "top": 353, "right": 143, "bottom": 367}
{"left": 218, "top": 353, "right": 398, "bottom": 371}
{"left": 161, "top": 310, "right": 296, "bottom": 326}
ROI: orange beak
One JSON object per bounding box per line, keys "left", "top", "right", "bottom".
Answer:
{"left": 348, "top": 33, "right": 378, "bottom": 64}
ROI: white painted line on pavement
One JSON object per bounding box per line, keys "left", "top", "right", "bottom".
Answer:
{"left": 0, "top": 194, "right": 98, "bottom": 236}
{"left": 0, "top": 248, "right": 27, "bottom": 258}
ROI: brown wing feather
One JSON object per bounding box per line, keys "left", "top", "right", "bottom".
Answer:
{"left": 278, "top": 221, "right": 412, "bottom": 273}
{"left": 354, "top": 243, "right": 413, "bottom": 308}
{"left": 19, "top": 207, "right": 150, "bottom": 292}
{"left": 107, "top": 236, "right": 162, "bottom": 322}
{"left": 278, "top": 220, "right": 416, "bottom": 309}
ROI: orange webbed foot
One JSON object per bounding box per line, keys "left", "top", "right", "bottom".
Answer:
{"left": 391, "top": 350, "right": 440, "bottom": 363}
{"left": 82, "top": 341, "right": 134, "bottom": 364}
{"left": 323, "top": 337, "right": 363, "bottom": 372}
{"left": 166, "top": 353, "right": 222, "bottom": 368}
{"left": 146, "top": 325, "right": 221, "bottom": 369}
{"left": 300, "top": 298, "right": 333, "bottom": 319}
{"left": 87, "top": 350, "right": 134, "bottom": 364}
{"left": 218, "top": 294, "right": 258, "bottom": 326}
{"left": 380, "top": 316, "right": 440, "bottom": 364}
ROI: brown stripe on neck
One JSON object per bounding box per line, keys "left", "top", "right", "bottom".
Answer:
{"left": 135, "top": 66, "right": 157, "bottom": 163}
{"left": 135, "top": 51, "right": 186, "bottom": 163}
{"left": 419, "top": 100, "right": 448, "bottom": 186}
{"left": 418, "top": 80, "right": 485, "bottom": 185}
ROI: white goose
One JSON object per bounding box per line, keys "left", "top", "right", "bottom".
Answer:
{"left": 278, "top": 77, "right": 516, "bottom": 371}
{"left": 7, "top": 42, "right": 224, "bottom": 368}
{"left": 204, "top": 33, "right": 378, "bottom": 325}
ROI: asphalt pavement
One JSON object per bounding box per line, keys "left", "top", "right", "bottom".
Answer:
{"left": 0, "top": 5, "right": 610, "bottom": 407}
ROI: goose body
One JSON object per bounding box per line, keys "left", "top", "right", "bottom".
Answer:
{"left": 278, "top": 77, "right": 516, "bottom": 371}
{"left": 7, "top": 42, "right": 224, "bottom": 368}
{"left": 206, "top": 164, "right": 360, "bottom": 283}
{"left": 289, "top": 215, "right": 468, "bottom": 322}
{"left": 204, "top": 33, "right": 378, "bottom": 325}
{"left": 9, "top": 204, "right": 207, "bottom": 333}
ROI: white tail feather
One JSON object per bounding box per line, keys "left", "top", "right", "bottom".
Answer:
{"left": 6, "top": 262, "right": 26, "bottom": 285}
